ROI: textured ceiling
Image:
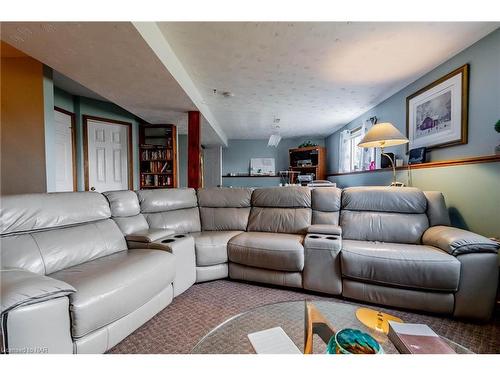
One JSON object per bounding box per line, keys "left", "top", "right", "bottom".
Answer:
{"left": 0, "top": 22, "right": 223, "bottom": 145}
{"left": 158, "top": 22, "right": 498, "bottom": 139}
{"left": 53, "top": 71, "right": 108, "bottom": 102}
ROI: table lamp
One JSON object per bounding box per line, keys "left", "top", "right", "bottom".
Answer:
{"left": 357, "top": 122, "right": 409, "bottom": 186}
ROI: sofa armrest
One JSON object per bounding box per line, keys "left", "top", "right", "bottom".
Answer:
{"left": 1, "top": 269, "right": 75, "bottom": 315}
{"left": 307, "top": 224, "right": 342, "bottom": 236}
{"left": 422, "top": 226, "right": 499, "bottom": 256}
{"left": 125, "top": 228, "right": 175, "bottom": 243}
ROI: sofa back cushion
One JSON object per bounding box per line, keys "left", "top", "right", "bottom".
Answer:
{"left": 311, "top": 187, "right": 342, "bottom": 225}
{"left": 423, "top": 191, "right": 451, "bottom": 227}
{"left": 0, "top": 192, "right": 126, "bottom": 275}
{"left": 340, "top": 187, "right": 429, "bottom": 244}
{"left": 103, "top": 190, "right": 149, "bottom": 235}
{"left": 197, "top": 188, "right": 252, "bottom": 231}
{"left": 137, "top": 188, "right": 201, "bottom": 233}
{"left": 247, "top": 187, "right": 312, "bottom": 234}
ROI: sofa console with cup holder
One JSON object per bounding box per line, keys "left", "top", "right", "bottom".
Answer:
{"left": 1, "top": 186, "right": 498, "bottom": 353}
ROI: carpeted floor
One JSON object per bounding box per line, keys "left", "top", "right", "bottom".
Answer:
{"left": 108, "top": 279, "right": 500, "bottom": 354}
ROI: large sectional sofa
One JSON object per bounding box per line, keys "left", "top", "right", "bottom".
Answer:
{"left": 1, "top": 186, "right": 498, "bottom": 353}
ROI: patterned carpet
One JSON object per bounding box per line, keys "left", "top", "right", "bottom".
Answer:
{"left": 108, "top": 279, "right": 500, "bottom": 354}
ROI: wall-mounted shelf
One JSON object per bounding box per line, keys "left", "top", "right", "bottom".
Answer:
{"left": 223, "top": 175, "right": 280, "bottom": 178}
{"left": 327, "top": 154, "right": 500, "bottom": 177}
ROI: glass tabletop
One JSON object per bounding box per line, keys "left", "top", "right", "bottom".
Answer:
{"left": 191, "top": 300, "right": 473, "bottom": 354}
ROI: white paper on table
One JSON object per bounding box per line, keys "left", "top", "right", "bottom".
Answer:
{"left": 247, "top": 326, "right": 301, "bottom": 354}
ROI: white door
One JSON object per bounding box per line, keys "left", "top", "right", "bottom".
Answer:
{"left": 87, "top": 120, "right": 129, "bottom": 192}
{"left": 54, "top": 110, "right": 75, "bottom": 192}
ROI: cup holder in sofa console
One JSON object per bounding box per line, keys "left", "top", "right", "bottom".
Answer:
{"left": 161, "top": 239, "right": 176, "bottom": 243}
{"left": 174, "top": 234, "right": 186, "bottom": 238}
{"left": 326, "top": 236, "right": 338, "bottom": 240}
{"left": 308, "top": 235, "right": 321, "bottom": 239}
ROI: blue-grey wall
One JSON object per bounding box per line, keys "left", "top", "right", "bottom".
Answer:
{"left": 53, "top": 85, "right": 141, "bottom": 190}
{"left": 326, "top": 29, "right": 500, "bottom": 174}
{"left": 222, "top": 137, "right": 325, "bottom": 187}
{"left": 324, "top": 29, "right": 500, "bottom": 238}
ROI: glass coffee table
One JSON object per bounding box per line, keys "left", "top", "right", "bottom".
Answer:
{"left": 191, "top": 300, "right": 472, "bottom": 354}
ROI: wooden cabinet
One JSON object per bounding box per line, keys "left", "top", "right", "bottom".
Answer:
{"left": 139, "top": 124, "right": 177, "bottom": 189}
{"left": 289, "top": 146, "right": 326, "bottom": 181}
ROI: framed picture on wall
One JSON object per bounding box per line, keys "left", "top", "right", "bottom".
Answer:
{"left": 406, "top": 64, "right": 469, "bottom": 150}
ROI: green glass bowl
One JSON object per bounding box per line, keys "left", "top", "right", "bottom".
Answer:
{"left": 326, "top": 328, "right": 383, "bottom": 354}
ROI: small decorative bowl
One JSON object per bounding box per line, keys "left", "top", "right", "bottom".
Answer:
{"left": 326, "top": 328, "right": 383, "bottom": 354}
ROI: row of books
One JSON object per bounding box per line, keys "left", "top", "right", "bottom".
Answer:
{"left": 141, "top": 174, "right": 172, "bottom": 187}
{"left": 141, "top": 149, "right": 173, "bottom": 161}
{"left": 142, "top": 161, "right": 172, "bottom": 174}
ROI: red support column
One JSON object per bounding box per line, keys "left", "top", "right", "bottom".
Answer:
{"left": 187, "top": 111, "right": 201, "bottom": 189}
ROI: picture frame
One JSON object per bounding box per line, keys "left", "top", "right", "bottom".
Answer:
{"left": 406, "top": 64, "right": 469, "bottom": 150}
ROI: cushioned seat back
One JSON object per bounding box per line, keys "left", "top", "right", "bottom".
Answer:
{"left": 197, "top": 188, "right": 252, "bottom": 231}
{"left": 0, "top": 192, "right": 126, "bottom": 275}
{"left": 340, "top": 187, "right": 429, "bottom": 244}
{"left": 311, "top": 187, "right": 342, "bottom": 225}
{"left": 103, "top": 190, "right": 149, "bottom": 235}
{"left": 137, "top": 188, "right": 201, "bottom": 233}
{"left": 247, "top": 187, "right": 312, "bottom": 234}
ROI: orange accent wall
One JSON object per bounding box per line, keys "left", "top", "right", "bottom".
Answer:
{"left": 1, "top": 43, "right": 47, "bottom": 194}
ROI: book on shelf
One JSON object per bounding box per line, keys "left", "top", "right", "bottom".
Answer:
{"left": 388, "top": 321, "right": 455, "bottom": 354}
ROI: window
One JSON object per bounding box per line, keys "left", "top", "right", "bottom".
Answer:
{"left": 349, "top": 127, "right": 364, "bottom": 172}
{"left": 339, "top": 123, "right": 376, "bottom": 173}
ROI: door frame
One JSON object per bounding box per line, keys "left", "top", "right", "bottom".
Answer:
{"left": 82, "top": 114, "right": 133, "bottom": 191}
{"left": 54, "top": 106, "right": 77, "bottom": 192}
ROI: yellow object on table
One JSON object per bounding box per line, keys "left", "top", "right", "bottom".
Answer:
{"left": 356, "top": 307, "right": 403, "bottom": 334}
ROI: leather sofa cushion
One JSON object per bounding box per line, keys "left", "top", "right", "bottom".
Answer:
{"left": 103, "top": 190, "right": 140, "bottom": 217}
{"left": 191, "top": 231, "right": 242, "bottom": 266}
{"left": 228, "top": 232, "right": 305, "bottom": 271}
{"left": 112, "top": 215, "right": 149, "bottom": 236}
{"left": 423, "top": 191, "right": 451, "bottom": 226}
{"left": 312, "top": 210, "right": 339, "bottom": 225}
{"left": 342, "top": 280, "right": 454, "bottom": 314}
{"left": 251, "top": 186, "right": 311, "bottom": 208}
{"left": 311, "top": 187, "right": 341, "bottom": 211}
{"left": 1, "top": 269, "right": 76, "bottom": 314}
{"left": 229, "top": 263, "right": 303, "bottom": 288}
{"left": 197, "top": 187, "right": 252, "bottom": 207}
{"left": 340, "top": 210, "right": 428, "bottom": 244}
{"left": 1, "top": 192, "right": 110, "bottom": 236}
{"left": 1, "top": 219, "right": 127, "bottom": 275}
{"left": 145, "top": 207, "right": 201, "bottom": 234}
{"left": 137, "top": 188, "right": 197, "bottom": 213}
{"left": 422, "top": 226, "right": 499, "bottom": 256}
{"left": 199, "top": 207, "right": 250, "bottom": 231}
{"left": 247, "top": 207, "right": 311, "bottom": 234}
{"left": 342, "top": 187, "right": 427, "bottom": 213}
{"left": 50, "top": 249, "right": 175, "bottom": 338}
{"left": 341, "top": 240, "right": 460, "bottom": 292}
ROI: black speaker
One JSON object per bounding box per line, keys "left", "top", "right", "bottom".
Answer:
{"left": 380, "top": 153, "right": 394, "bottom": 169}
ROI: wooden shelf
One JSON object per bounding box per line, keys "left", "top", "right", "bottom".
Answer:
{"left": 327, "top": 154, "right": 500, "bottom": 177}
{"left": 289, "top": 146, "right": 326, "bottom": 181}
{"left": 223, "top": 175, "right": 279, "bottom": 178}
{"left": 139, "top": 124, "right": 177, "bottom": 189}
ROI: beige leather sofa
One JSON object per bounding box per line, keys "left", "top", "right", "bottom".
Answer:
{"left": 1, "top": 192, "right": 176, "bottom": 354}
{"left": 1, "top": 186, "right": 498, "bottom": 354}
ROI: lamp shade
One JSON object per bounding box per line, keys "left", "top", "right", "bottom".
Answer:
{"left": 357, "top": 122, "right": 409, "bottom": 148}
